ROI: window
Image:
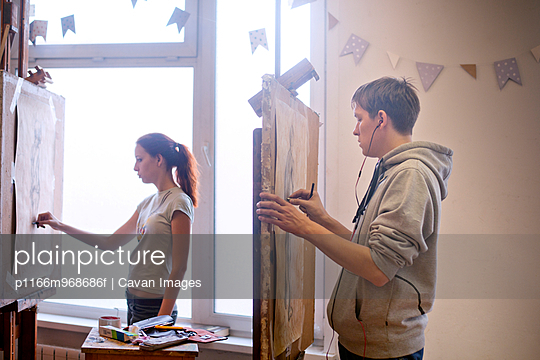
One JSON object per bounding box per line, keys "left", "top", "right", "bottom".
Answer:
{"left": 33, "top": 0, "right": 320, "bottom": 338}
{"left": 44, "top": 67, "right": 194, "bottom": 319}
{"left": 32, "top": 0, "right": 214, "bottom": 328}
{"left": 214, "top": 0, "right": 311, "bottom": 320}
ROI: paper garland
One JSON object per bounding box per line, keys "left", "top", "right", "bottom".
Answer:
{"left": 29, "top": 20, "right": 48, "bottom": 45}
{"left": 61, "top": 15, "right": 75, "bottom": 37}
{"left": 328, "top": 13, "right": 339, "bottom": 30}
{"left": 249, "top": 28, "right": 269, "bottom": 54}
{"left": 340, "top": 34, "right": 369, "bottom": 65}
{"left": 31, "top": 2, "right": 190, "bottom": 40}
{"left": 337, "top": 32, "right": 537, "bottom": 91}
{"left": 416, "top": 62, "right": 444, "bottom": 91}
{"left": 460, "top": 64, "right": 477, "bottom": 79}
{"left": 494, "top": 58, "right": 522, "bottom": 89}
{"left": 167, "top": 7, "right": 190, "bottom": 33}
{"left": 131, "top": 0, "right": 148, "bottom": 8}
{"left": 387, "top": 51, "right": 400, "bottom": 69}
{"left": 531, "top": 45, "right": 540, "bottom": 63}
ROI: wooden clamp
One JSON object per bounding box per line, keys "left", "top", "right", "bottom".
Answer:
{"left": 248, "top": 58, "right": 319, "bottom": 117}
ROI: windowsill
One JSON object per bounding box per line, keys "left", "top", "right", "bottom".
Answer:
{"left": 37, "top": 313, "right": 332, "bottom": 358}
{"left": 38, "top": 312, "right": 254, "bottom": 354}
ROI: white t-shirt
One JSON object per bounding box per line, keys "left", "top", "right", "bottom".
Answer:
{"left": 127, "top": 186, "right": 194, "bottom": 295}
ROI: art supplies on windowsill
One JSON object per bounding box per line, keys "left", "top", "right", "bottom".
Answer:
{"left": 140, "top": 328, "right": 227, "bottom": 351}
{"left": 99, "top": 325, "right": 137, "bottom": 342}
{"left": 139, "top": 333, "right": 190, "bottom": 351}
{"left": 129, "top": 315, "right": 174, "bottom": 330}
{"left": 187, "top": 323, "right": 230, "bottom": 337}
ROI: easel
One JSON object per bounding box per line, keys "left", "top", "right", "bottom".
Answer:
{"left": 0, "top": 0, "right": 30, "bottom": 76}
{"left": 0, "top": 3, "right": 56, "bottom": 359}
{"left": 252, "top": 74, "right": 319, "bottom": 360}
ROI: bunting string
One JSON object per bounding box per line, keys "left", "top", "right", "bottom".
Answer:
{"left": 328, "top": 11, "right": 539, "bottom": 91}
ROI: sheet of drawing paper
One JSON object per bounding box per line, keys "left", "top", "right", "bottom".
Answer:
{"left": 273, "top": 98, "right": 308, "bottom": 355}
{"left": 13, "top": 93, "right": 57, "bottom": 278}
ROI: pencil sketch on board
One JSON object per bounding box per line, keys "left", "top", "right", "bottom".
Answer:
{"left": 273, "top": 98, "right": 308, "bottom": 355}
{"left": 13, "top": 93, "right": 57, "bottom": 279}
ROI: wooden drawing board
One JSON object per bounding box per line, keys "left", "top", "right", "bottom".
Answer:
{"left": 255, "top": 75, "right": 319, "bottom": 360}
{"left": 0, "top": 70, "right": 64, "bottom": 301}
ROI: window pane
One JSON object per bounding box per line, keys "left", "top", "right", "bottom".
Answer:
{"left": 46, "top": 67, "right": 194, "bottom": 319}
{"left": 31, "top": 0, "right": 186, "bottom": 45}
{"left": 214, "top": 0, "right": 310, "bottom": 316}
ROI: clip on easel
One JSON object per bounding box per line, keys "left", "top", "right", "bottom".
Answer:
{"left": 26, "top": 65, "right": 53, "bottom": 88}
{"left": 248, "top": 58, "right": 320, "bottom": 117}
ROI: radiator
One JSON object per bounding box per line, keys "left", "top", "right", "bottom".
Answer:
{"left": 35, "top": 345, "right": 83, "bottom": 360}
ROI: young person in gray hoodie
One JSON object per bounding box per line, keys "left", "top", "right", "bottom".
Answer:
{"left": 257, "top": 77, "right": 453, "bottom": 359}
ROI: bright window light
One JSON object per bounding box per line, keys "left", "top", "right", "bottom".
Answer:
{"left": 46, "top": 67, "right": 194, "bottom": 319}
{"left": 214, "top": 0, "right": 311, "bottom": 316}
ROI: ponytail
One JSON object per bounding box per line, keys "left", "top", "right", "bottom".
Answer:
{"left": 173, "top": 143, "right": 199, "bottom": 207}
{"left": 136, "top": 133, "right": 199, "bottom": 207}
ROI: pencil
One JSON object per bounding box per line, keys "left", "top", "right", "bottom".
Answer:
{"left": 309, "top": 183, "right": 315, "bottom": 199}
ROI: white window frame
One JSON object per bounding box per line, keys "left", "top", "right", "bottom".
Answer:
{"left": 25, "top": 0, "right": 254, "bottom": 334}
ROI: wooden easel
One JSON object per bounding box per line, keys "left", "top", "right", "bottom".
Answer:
{"left": 253, "top": 76, "right": 319, "bottom": 360}
{"left": 0, "top": 4, "right": 57, "bottom": 358}
{"left": 0, "top": 0, "right": 30, "bottom": 76}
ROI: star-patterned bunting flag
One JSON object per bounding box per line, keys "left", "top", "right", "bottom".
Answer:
{"left": 340, "top": 34, "right": 369, "bottom": 65}
{"left": 531, "top": 44, "right": 540, "bottom": 63}
{"left": 29, "top": 20, "right": 48, "bottom": 45}
{"left": 61, "top": 15, "right": 75, "bottom": 37}
{"left": 291, "top": 0, "right": 316, "bottom": 9}
{"left": 167, "top": 7, "right": 190, "bottom": 33}
{"left": 387, "top": 51, "right": 400, "bottom": 69}
{"left": 249, "top": 28, "right": 268, "bottom": 54}
{"left": 416, "top": 62, "right": 444, "bottom": 91}
{"left": 460, "top": 64, "right": 477, "bottom": 79}
{"left": 328, "top": 13, "right": 338, "bottom": 30}
{"left": 494, "top": 58, "right": 521, "bottom": 89}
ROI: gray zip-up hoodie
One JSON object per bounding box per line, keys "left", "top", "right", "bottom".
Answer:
{"left": 327, "top": 141, "right": 453, "bottom": 358}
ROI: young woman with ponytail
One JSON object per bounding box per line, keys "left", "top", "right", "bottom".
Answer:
{"left": 37, "top": 133, "right": 199, "bottom": 325}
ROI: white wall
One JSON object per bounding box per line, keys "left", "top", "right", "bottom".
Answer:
{"left": 312, "top": 0, "right": 540, "bottom": 358}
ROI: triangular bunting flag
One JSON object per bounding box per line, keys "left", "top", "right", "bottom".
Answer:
{"left": 460, "top": 64, "right": 477, "bottom": 79}
{"left": 29, "top": 20, "right": 48, "bottom": 45}
{"left": 61, "top": 15, "right": 75, "bottom": 37}
{"left": 340, "top": 34, "right": 369, "bottom": 65}
{"left": 131, "top": 0, "right": 137, "bottom": 8}
{"left": 387, "top": 51, "right": 400, "bottom": 69}
{"left": 291, "top": 0, "right": 316, "bottom": 9}
{"left": 167, "top": 7, "right": 190, "bottom": 33}
{"left": 494, "top": 58, "right": 522, "bottom": 89}
{"left": 249, "top": 29, "right": 268, "bottom": 54}
{"left": 328, "top": 13, "right": 339, "bottom": 30}
{"left": 531, "top": 44, "right": 540, "bottom": 63}
{"left": 416, "top": 62, "right": 444, "bottom": 91}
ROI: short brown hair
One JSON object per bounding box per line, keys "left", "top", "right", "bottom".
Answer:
{"left": 351, "top": 77, "right": 420, "bottom": 135}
